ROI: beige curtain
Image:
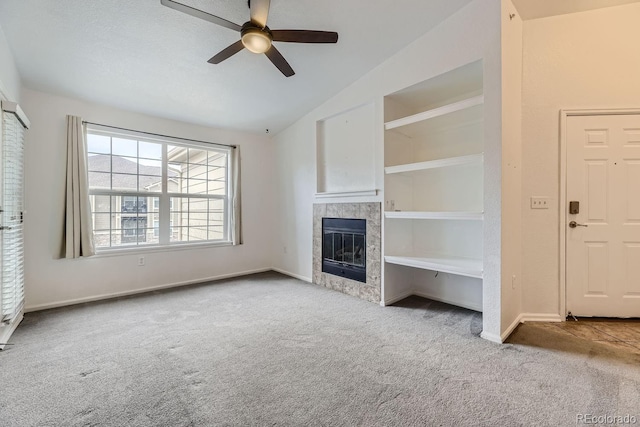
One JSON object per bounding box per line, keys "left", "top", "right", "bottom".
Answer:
{"left": 231, "top": 146, "right": 242, "bottom": 245}
{"left": 64, "top": 116, "right": 95, "bottom": 258}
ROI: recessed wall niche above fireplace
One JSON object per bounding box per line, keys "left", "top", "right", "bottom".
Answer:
{"left": 313, "top": 203, "right": 381, "bottom": 304}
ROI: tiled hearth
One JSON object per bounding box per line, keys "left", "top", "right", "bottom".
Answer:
{"left": 313, "top": 202, "right": 381, "bottom": 304}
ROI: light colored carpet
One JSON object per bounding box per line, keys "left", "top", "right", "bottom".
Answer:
{"left": 1, "top": 272, "right": 639, "bottom": 426}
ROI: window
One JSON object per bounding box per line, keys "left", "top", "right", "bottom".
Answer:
{"left": 86, "top": 126, "right": 233, "bottom": 250}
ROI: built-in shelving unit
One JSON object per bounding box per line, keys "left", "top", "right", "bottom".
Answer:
{"left": 382, "top": 60, "right": 484, "bottom": 310}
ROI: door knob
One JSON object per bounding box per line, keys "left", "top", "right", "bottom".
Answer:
{"left": 569, "top": 221, "right": 588, "bottom": 228}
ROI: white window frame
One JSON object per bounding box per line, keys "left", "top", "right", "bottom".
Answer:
{"left": 86, "top": 124, "right": 234, "bottom": 253}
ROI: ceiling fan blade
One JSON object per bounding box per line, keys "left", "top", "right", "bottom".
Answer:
{"left": 161, "top": 0, "right": 242, "bottom": 32}
{"left": 208, "top": 40, "right": 245, "bottom": 64}
{"left": 250, "top": 0, "right": 271, "bottom": 28}
{"left": 271, "top": 30, "right": 339, "bottom": 44}
{"left": 265, "top": 46, "right": 295, "bottom": 77}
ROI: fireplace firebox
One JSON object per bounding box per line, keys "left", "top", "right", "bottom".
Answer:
{"left": 322, "top": 218, "right": 366, "bottom": 283}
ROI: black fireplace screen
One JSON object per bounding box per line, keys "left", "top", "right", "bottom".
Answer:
{"left": 322, "top": 218, "right": 366, "bottom": 283}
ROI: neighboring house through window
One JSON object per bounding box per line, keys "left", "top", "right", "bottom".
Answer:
{"left": 86, "top": 127, "right": 233, "bottom": 250}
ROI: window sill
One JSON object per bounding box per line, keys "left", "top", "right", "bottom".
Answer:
{"left": 93, "top": 240, "right": 234, "bottom": 257}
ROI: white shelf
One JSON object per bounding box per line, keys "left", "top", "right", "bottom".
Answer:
{"left": 315, "top": 189, "right": 378, "bottom": 199}
{"left": 385, "top": 255, "right": 483, "bottom": 279}
{"left": 385, "top": 153, "right": 483, "bottom": 175}
{"left": 384, "top": 95, "right": 484, "bottom": 131}
{"left": 385, "top": 211, "right": 483, "bottom": 220}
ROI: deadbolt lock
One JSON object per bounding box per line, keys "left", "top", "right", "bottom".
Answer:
{"left": 569, "top": 201, "right": 579, "bottom": 214}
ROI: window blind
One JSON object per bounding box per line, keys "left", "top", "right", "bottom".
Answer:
{"left": 1, "top": 110, "right": 25, "bottom": 325}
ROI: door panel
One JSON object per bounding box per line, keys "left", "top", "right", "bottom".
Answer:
{"left": 585, "top": 242, "right": 608, "bottom": 295}
{"left": 567, "top": 114, "right": 640, "bottom": 317}
{"left": 625, "top": 161, "right": 640, "bottom": 220}
{"left": 624, "top": 244, "right": 640, "bottom": 295}
{"left": 585, "top": 161, "right": 608, "bottom": 222}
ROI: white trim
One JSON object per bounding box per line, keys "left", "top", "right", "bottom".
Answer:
{"left": 501, "top": 313, "right": 524, "bottom": 343}
{"left": 559, "top": 110, "right": 568, "bottom": 320}
{"left": 559, "top": 107, "right": 640, "bottom": 319}
{"left": 271, "top": 267, "right": 312, "bottom": 283}
{"left": 24, "top": 268, "right": 272, "bottom": 312}
{"left": 495, "top": 313, "right": 565, "bottom": 346}
{"left": 480, "top": 331, "right": 502, "bottom": 344}
{"left": 384, "top": 95, "right": 484, "bottom": 130}
{"left": 559, "top": 108, "right": 640, "bottom": 117}
{"left": 315, "top": 190, "right": 378, "bottom": 199}
{"left": 383, "top": 291, "right": 414, "bottom": 306}
{"left": 520, "top": 313, "right": 563, "bottom": 323}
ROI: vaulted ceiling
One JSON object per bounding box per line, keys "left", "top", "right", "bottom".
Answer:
{"left": 2, "top": 1, "right": 638, "bottom": 134}
{"left": 0, "top": 0, "right": 473, "bottom": 133}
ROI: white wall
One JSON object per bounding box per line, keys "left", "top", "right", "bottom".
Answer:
{"left": 521, "top": 3, "right": 640, "bottom": 316}
{"left": 0, "top": 23, "right": 21, "bottom": 102}
{"left": 273, "top": 0, "right": 506, "bottom": 339}
{"left": 22, "top": 89, "right": 275, "bottom": 310}
{"left": 500, "top": 0, "right": 523, "bottom": 336}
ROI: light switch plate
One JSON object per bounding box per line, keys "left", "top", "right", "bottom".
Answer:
{"left": 531, "top": 197, "right": 550, "bottom": 209}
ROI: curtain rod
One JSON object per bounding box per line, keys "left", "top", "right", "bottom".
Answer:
{"left": 82, "top": 121, "right": 236, "bottom": 149}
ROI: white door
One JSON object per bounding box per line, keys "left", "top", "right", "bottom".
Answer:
{"left": 566, "top": 113, "right": 640, "bottom": 317}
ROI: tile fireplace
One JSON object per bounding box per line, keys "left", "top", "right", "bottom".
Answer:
{"left": 313, "top": 203, "right": 381, "bottom": 304}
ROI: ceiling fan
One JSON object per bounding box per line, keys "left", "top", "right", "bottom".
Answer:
{"left": 160, "top": 0, "right": 339, "bottom": 77}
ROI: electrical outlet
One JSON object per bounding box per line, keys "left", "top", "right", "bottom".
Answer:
{"left": 283, "top": 246, "right": 288, "bottom": 254}
{"left": 138, "top": 256, "right": 145, "bottom": 266}
{"left": 530, "top": 197, "right": 550, "bottom": 209}
{"left": 512, "top": 274, "right": 516, "bottom": 290}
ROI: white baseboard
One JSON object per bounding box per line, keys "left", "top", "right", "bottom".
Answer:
{"left": 24, "top": 267, "right": 273, "bottom": 313}
{"left": 271, "top": 268, "right": 312, "bottom": 283}
{"left": 495, "top": 312, "right": 564, "bottom": 344}
{"left": 501, "top": 313, "right": 525, "bottom": 343}
{"left": 520, "top": 313, "right": 563, "bottom": 323}
{"left": 383, "top": 291, "right": 414, "bottom": 306}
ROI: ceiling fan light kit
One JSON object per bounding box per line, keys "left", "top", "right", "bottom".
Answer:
{"left": 161, "top": 0, "right": 339, "bottom": 77}
{"left": 241, "top": 24, "right": 272, "bottom": 54}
